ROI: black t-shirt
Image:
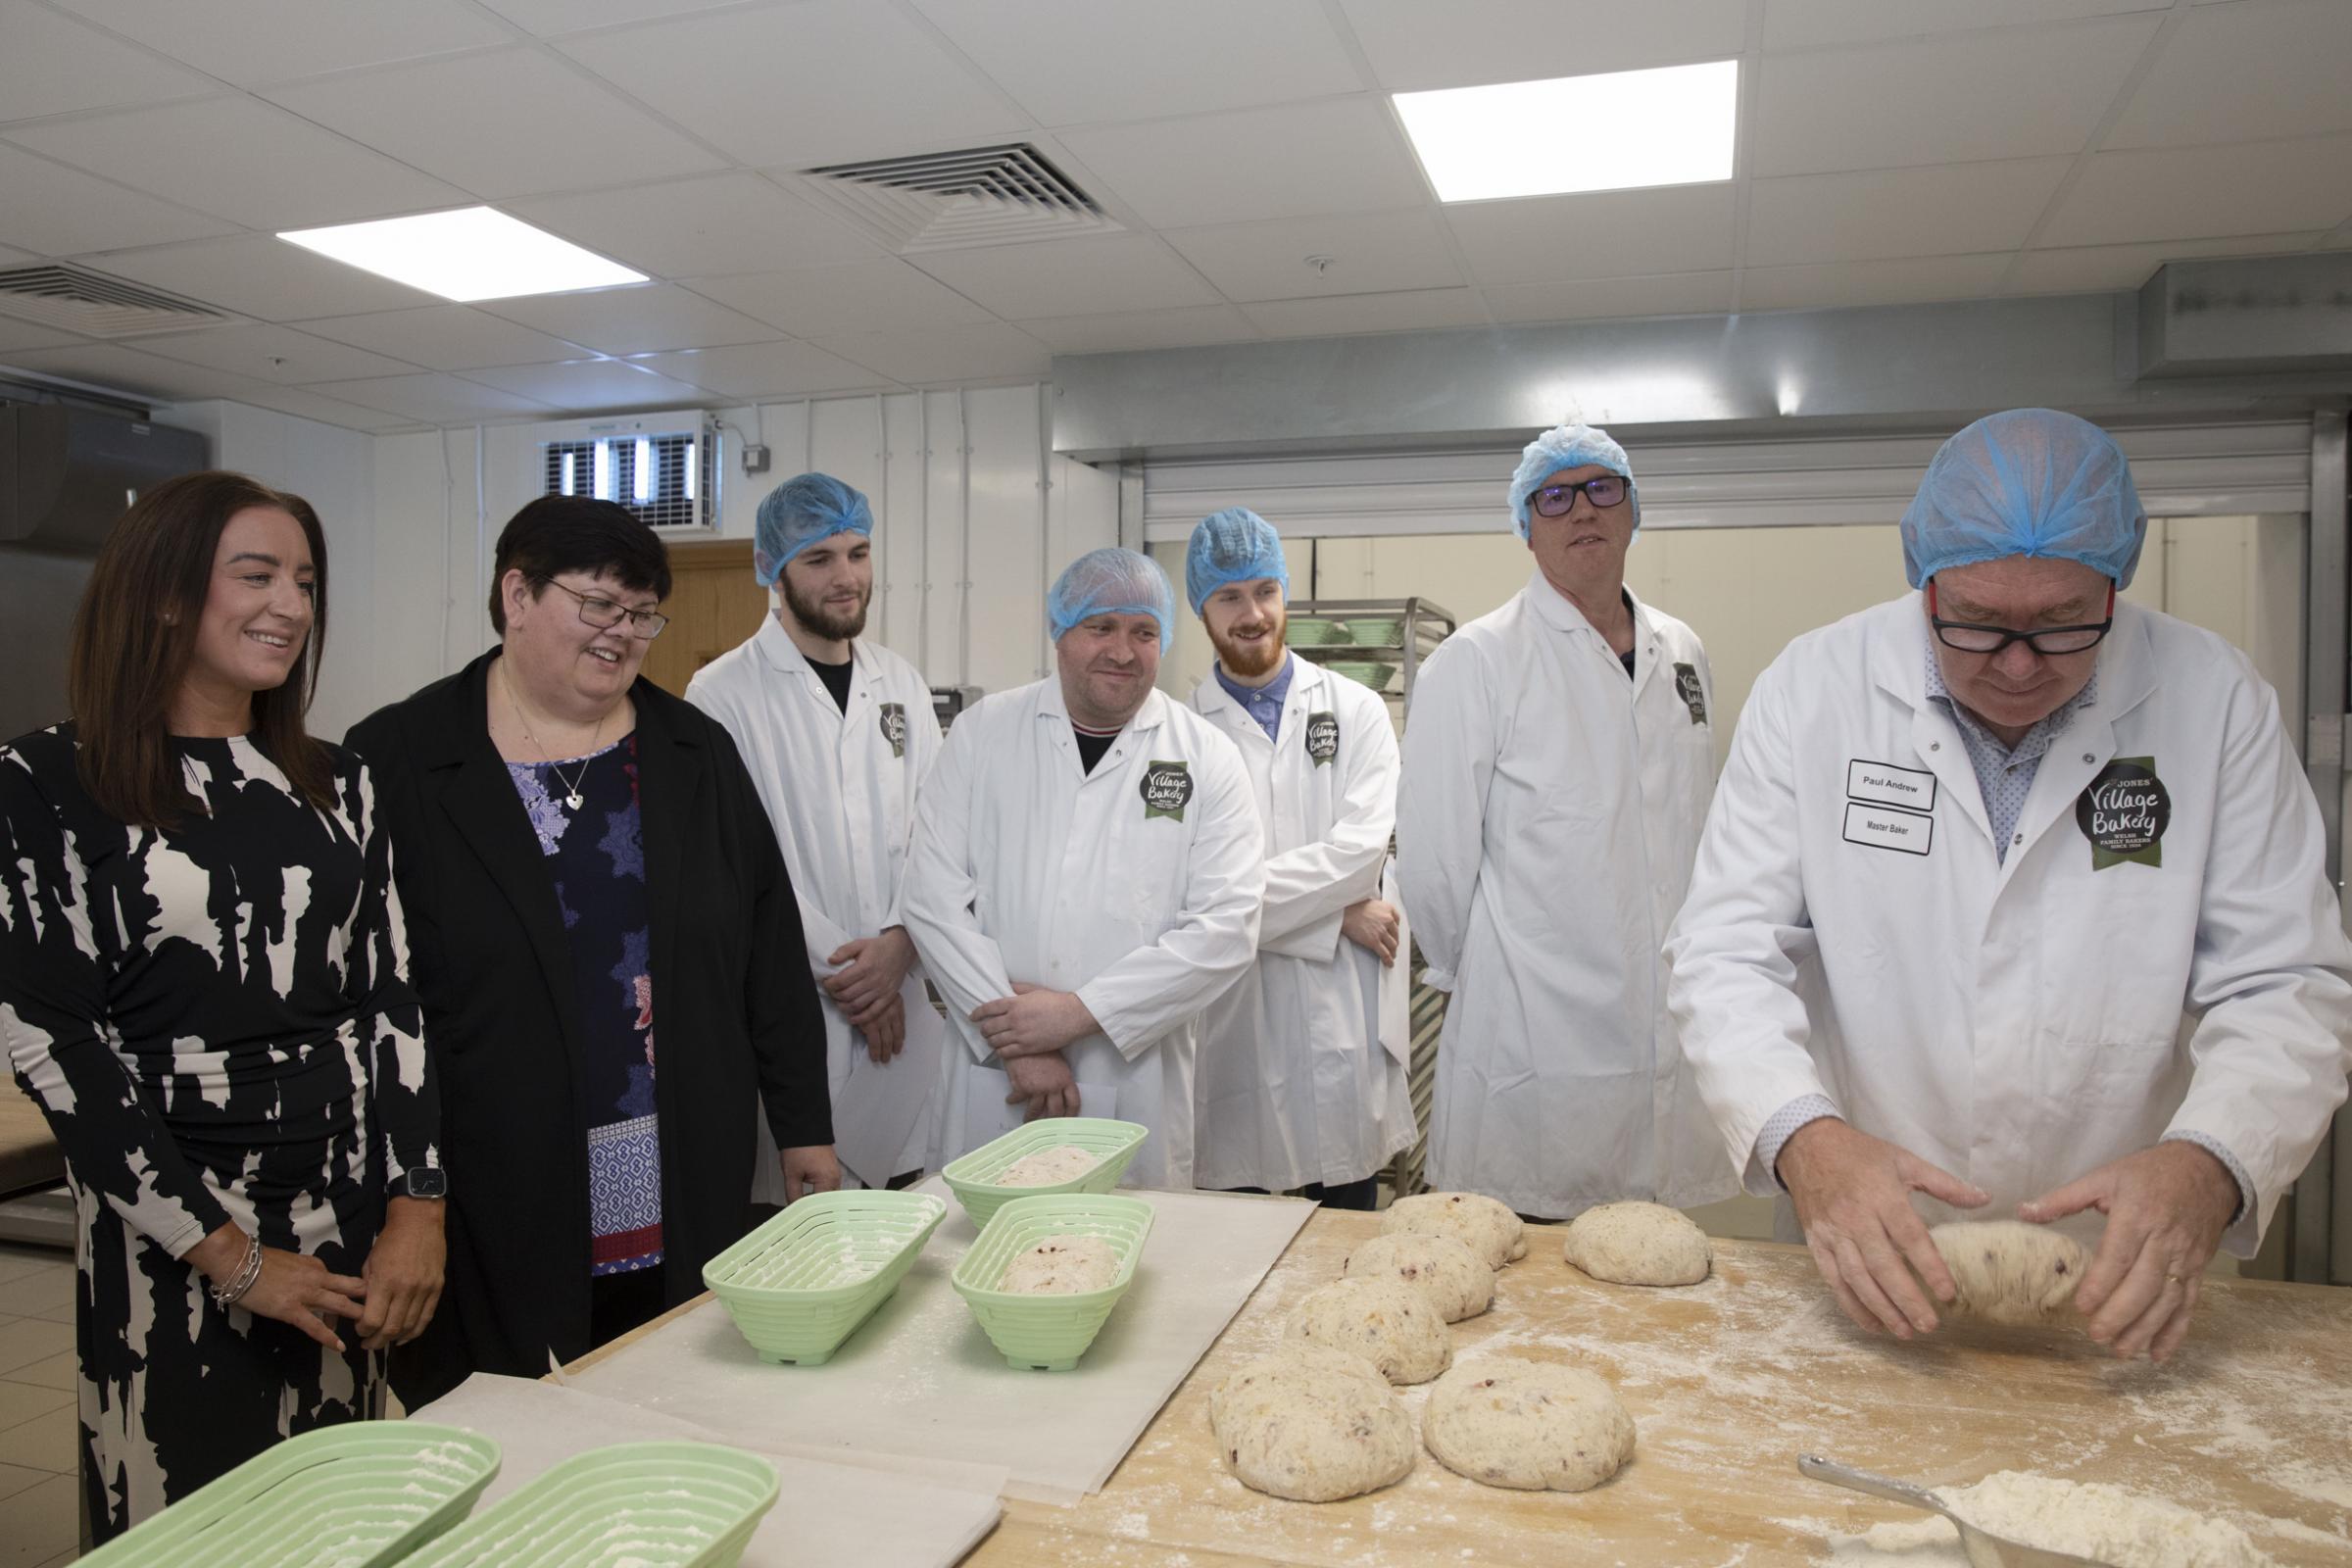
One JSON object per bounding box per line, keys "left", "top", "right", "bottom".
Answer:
{"left": 1617, "top": 590, "right": 1637, "bottom": 679}
{"left": 1073, "top": 724, "right": 1118, "bottom": 775}
{"left": 808, "top": 654, "right": 854, "bottom": 713}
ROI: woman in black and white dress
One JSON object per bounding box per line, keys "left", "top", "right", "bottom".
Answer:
{"left": 0, "top": 471, "right": 444, "bottom": 1542}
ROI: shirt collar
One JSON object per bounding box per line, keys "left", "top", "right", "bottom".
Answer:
{"left": 1212, "top": 650, "right": 1294, "bottom": 712}
{"left": 1923, "top": 640, "right": 2100, "bottom": 763}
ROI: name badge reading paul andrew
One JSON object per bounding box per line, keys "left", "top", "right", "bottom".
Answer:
{"left": 1304, "top": 711, "right": 1340, "bottom": 766}
{"left": 1141, "top": 760, "right": 1193, "bottom": 822}
{"left": 877, "top": 702, "right": 907, "bottom": 760}
{"left": 2076, "top": 757, "right": 2169, "bottom": 870}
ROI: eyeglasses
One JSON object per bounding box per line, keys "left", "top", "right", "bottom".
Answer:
{"left": 536, "top": 576, "right": 668, "bottom": 639}
{"left": 1532, "top": 475, "right": 1630, "bottom": 516}
{"left": 1927, "top": 580, "right": 2113, "bottom": 656}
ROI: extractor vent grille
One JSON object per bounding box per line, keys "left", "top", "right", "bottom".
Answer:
{"left": 794, "top": 143, "right": 1121, "bottom": 253}
{"left": 0, "top": 265, "right": 232, "bottom": 338}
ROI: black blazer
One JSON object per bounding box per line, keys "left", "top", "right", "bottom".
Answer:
{"left": 347, "top": 651, "right": 830, "bottom": 1405}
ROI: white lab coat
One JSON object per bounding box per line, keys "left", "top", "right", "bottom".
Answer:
{"left": 1665, "top": 595, "right": 2352, "bottom": 1255}
{"left": 1190, "top": 655, "right": 1417, "bottom": 1192}
{"left": 901, "top": 677, "right": 1265, "bottom": 1190}
{"left": 686, "top": 614, "right": 946, "bottom": 1194}
{"left": 1397, "top": 571, "right": 1735, "bottom": 1217}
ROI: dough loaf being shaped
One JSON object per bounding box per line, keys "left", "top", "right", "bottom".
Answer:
{"left": 1926, "top": 1221, "right": 2087, "bottom": 1326}
{"left": 994, "top": 1145, "right": 1101, "bottom": 1187}
{"left": 1382, "top": 1191, "right": 1527, "bottom": 1268}
{"left": 1285, "top": 1276, "right": 1451, "bottom": 1385}
{"left": 1560, "top": 1201, "right": 1712, "bottom": 1287}
{"left": 1422, "top": 1358, "right": 1636, "bottom": 1492}
{"left": 1343, "top": 1232, "right": 1494, "bottom": 1322}
{"left": 995, "top": 1233, "right": 1119, "bottom": 1295}
{"left": 1209, "top": 1344, "right": 1416, "bottom": 1502}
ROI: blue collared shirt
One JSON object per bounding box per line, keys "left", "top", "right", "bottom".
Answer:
{"left": 1214, "top": 653, "right": 1294, "bottom": 743}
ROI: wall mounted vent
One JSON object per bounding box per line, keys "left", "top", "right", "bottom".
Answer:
{"left": 794, "top": 143, "right": 1120, "bottom": 253}
{"left": 0, "top": 265, "right": 232, "bottom": 338}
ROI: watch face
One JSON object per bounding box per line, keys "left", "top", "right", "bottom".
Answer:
{"left": 402, "top": 1168, "right": 448, "bottom": 1200}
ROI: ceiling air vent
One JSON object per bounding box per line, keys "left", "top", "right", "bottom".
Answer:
{"left": 794, "top": 143, "right": 1121, "bottom": 253}
{"left": 0, "top": 265, "right": 232, "bottom": 338}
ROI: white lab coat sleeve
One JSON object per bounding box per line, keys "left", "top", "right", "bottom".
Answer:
{"left": 1663, "top": 662, "right": 1839, "bottom": 1195}
{"left": 1076, "top": 745, "right": 1266, "bottom": 1061}
{"left": 899, "top": 717, "right": 1017, "bottom": 1064}
{"left": 1395, "top": 640, "right": 1490, "bottom": 992}
{"left": 883, "top": 690, "right": 947, "bottom": 934}
{"left": 686, "top": 667, "right": 855, "bottom": 965}
{"left": 2165, "top": 673, "right": 2352, "bottom": 1255}
{"left": 1260, "top": 694, "right": 1399, "bottom": 961}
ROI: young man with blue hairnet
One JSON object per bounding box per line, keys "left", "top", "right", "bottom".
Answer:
{"left": 1183, "top": 509, "right": 1415, "bottom": 1209}
{"left": 1397, "top": 423, "right": 1735, "bottom": 1220}
{"left": 1669, "top": 408, "right": 2352, "bottom": 1362}
{"left": 901, "top": 548, "right": 1264, "bottom": 1188}
{"left": 686, "top": 472, "right": 946, "bottom": 1197}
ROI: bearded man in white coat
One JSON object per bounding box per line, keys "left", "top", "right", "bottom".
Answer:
{"left": 902, "top": 548, "right": 1263, "bottom": 1190}
{"left": 686, "top": 472, "right": 944, "bottom": 1196}
{"left": 1184, "top": 509, "right": 1415, "bottom": 1209}
{"left": 1397, "top": 422, "right": 1735, "bottom": 1220}
{"left": 1667, "top": 408, "right": 2352, "bottom": 1363}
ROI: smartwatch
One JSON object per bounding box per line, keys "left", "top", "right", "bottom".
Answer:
{"left": 390, "top": 1166, "right": 448, "bottom": 1200}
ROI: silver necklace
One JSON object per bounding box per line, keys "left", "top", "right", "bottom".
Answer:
{"left": 503, "top": 665, "right": 606, "bottom": 811}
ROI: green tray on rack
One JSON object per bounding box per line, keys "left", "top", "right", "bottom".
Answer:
{"left": 399, "top": 1441, "right": 779, "bottom": 1568}
{"left": 1343, "top": 617, "right": 1404, "bottom": 647}
{"left": 941, "top": 1116, "right": 1150, "bottom": 1228}
{"left": 952, "top": 1193, "right": 1156, "bottom": 1371}
{"left": 1322, "top": 660, "right": 1398, "bottom": 692}
{"left": 78, "top": 1421, "right": 501, "bottom": 1568}
{"left": 1286, "top": 616, "right": 1350, "bottom": 646}
{"left": 703, "top": 1188, "right": 948, "bottom": 1365}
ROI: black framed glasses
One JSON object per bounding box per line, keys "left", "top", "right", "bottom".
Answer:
{"left": 1927, "top": 580, "right": 2113, "bottom": 656}
{"left": 1532, "top": 475, "right": 1630, "bottom": 516}
{"left": 536, "top": 576, "right": 668, "bottom": 639}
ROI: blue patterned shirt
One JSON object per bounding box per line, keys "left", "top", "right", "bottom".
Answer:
{"left": 1214, "top": 652, "right": 1295, "bottom": 743}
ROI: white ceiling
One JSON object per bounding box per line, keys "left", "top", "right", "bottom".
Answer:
{"left": 0, "top": 0, "right": 2346, "bottom": 431}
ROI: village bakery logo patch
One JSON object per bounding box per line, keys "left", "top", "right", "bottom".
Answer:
{"left": 1140, "top": 760, "right": 1194, "bottom": 822}
{"left": 1304, "top": 711, "right": 1340, "bottom": 766}
{"left": 1672, "top": 662, "right": 1708, "bottom": 725}
{"left": 878, "top": 702, "right": 908, "bottom": 760}
{"left": 2075, "top": 757, "right": 2170, "bottom": 870}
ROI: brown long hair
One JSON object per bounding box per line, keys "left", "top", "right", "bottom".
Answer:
{"left": 67, "top": 470, "right": 334, "bottom": 828}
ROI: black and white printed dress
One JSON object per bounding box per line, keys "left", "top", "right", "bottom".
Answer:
{"left": 0, "top": 723, "right": 437, "bottom": 1542}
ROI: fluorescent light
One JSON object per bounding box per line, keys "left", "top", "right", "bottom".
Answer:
{"left": 277, "top": 207, "right": 645, "bottom": 302}
{"left": 1396, "top": 60, "right": 1738, "bottom": 203}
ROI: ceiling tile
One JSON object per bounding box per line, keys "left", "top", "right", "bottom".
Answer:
{"left": 5, "top": 97, "right": 467, "bottom": 230}
{"left": 307, "top": 371, "right": 559, "bottom": 423}
{"left": 1753, "top": 15, "right": 2160, "bottom": 175}
{"left": 809, "top": 323, "right": 1051, "bottom": 385}
{"left": 459, "top": 358, "right": 711, "bottom": 414}
{"left": 300, "top": 306, "right": 595, "bottom": 370}
{"left": 208, "top": 380, "right": 425, "bottom": 432}
{"left": 1761, "top": 0, "right": 2166, "bottom": 51}
{"left": 473, "top": 0, "right": 752, "bottom": 34}
{"left": 134, "top": 322, "right": 423, "bottom": 383}
{"left": 510, "top": 173, "right": 875, "bottom": 279}
{"left": 1483, "top": 271, "right": 1736, "bottom": 324}
{"left": 1446, "top": 184, "right": 1738, "bottom": 286}
{"left": 626, "top": 341, "right": 889, "bottom": 400}
{"left": 94, "top": 235, "right": 444, "bottom": 320}
{"left": 1163, "top": 209, "right": 1462, "bottom": 301}
{"left": 1241, "top": 287, "right": 1489, "bottom": 338}
{"left": 267, "top": 49, "right": 727, "bottom": 200}
{"left": 0, "top": 318, "right": 84, "bottom": 353}
{"left": 0, "top": 144, "right": 237, "bottom": 256}
{"left": 2038, "top": 135, "right": 2352, "bottom": 248}
{"left": 1021, "top": 305, "right": 1260, "bottom": 356}
{"left": 1737, "top": 252, "right": 2015, "bottom": 312}
{"left": 0, "top": 1, "right": 217, "bottom": 122}
{"left": 2105, "top": 1, "right": 2352, "bottom": 151}
{"left": 557, "top": 2, "right": 1023, "bottom": 168}
{"left": 46, "top": 0, "right": 512, "bottom": 87}
{"left": 910, "top": 235, "right": 1217, "bottom": 320}
{"left": 1745, "top": 157, "right": 2072, "bottom": 267}
{"left": 685, "top": 262, "right": 993, "bottom": 337}
{"left": 479, "top": 284, "right": 778, "bottom": 355}
{"left": 907, "top": 0, "right": 1360, "bottom": 125}
{"left": 1340, "top": 0, "right": 1747, "bottom": 91}
{"left": 0, "top": 342, "right": 247, "bottom": 401}
{"left": 2009, "top": 233, "right": 2324, "bottom": 296}
{"left": 1061, "top": 99, "right": 1428, "bottom": 229}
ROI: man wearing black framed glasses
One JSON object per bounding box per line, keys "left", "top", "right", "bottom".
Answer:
{"left": 1669, "top": 408, "right": 2352, "bottom": 1366}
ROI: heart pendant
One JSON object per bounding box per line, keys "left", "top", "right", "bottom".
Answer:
{"left": 564, "top": 792, "right": 585, "bottom": 810}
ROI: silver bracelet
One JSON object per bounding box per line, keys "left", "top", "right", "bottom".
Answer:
{"left": 209, "top": 1231, "right": 263, "bottom": 1310}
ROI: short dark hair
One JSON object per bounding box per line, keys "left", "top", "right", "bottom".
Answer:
{"left": 488, "top": 496, "right": 672, "bottom": 633}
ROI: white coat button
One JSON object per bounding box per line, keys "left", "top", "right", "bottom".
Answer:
{"left": 2082, "top": 753, "right": 2095, "bottom": 764}
{"left": 1930, "top": 741, "right": 1940, "bottom": 752}
{"left": 2014, "top": 833, "right": 2025, "bottom": 845}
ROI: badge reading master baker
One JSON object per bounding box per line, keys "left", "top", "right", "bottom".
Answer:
{"left": 1672, "top": 662, "right": 1708, "bottom": 725}
{"left": 877, "top": 702, "right": 907, "bottom": 760}
{"left": 1141, "top": 760, "right": 1193, "bottom": 822}
{"left": 1304, "top": 711, "right": 1339, "bottom": 766}
{"left": 2076, "top": 756, "right": 2169, "bottom": 870}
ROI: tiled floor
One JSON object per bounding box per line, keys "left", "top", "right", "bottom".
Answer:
{"left": 0, "top": 1243, "right": 78, "bottom": 1568}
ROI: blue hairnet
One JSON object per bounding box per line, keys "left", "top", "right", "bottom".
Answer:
{"left": 1048, "top": 547, "right": 1174, "bottom": 651}
{"left": 755, "top": 471, "right": 873, "bottom": 586}
{"left": 1184, "top": 507, "right": 1289, "bottom": 613}
{"left": 1507, "top": 421, "right": 1641, "bottom": 539}
{"left": 1900, "top": 409, "right": 2147, "bottom": 589}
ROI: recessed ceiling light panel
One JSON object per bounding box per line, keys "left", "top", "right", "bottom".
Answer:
{"left": 278, "top": 207, "right": 647, "bottom": 302}
{"left": 1396, "top": 60, "right": 1739, "bottom": 204}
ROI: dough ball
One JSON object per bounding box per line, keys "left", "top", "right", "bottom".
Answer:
{"left": 1560, "top": 1201, "right": 1712, "bottom": 1287}
{"left": 1927, "top": 1221, "right": 2086, "bottom": 1326}
{"left": 1383, "top": 1191, "right": 1526, "bottom": 1268}
{"left": 1343, "top": 1233, "right": 1494, "bottom": 1322}
{"left": 994, "top": 1145, "right": 1101, "bottom": 1187}
{"left": 1285, "top": 1276, "right": 1451, "bottom": 1386}
{"left": 1422, "top": 1359, "right": 1635, "bottom": 1493}
{"left": 1209, "top": 1345, "right": 1415, "bottom": 1502}
{"left": 995, "top": 1233, "right": 1119, "bottom": 1295}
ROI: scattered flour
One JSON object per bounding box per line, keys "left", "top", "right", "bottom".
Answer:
{"left": 1823, "top": 1473, "right": 2279, "bottom": 1568}
{"left": 995, "top": 1145, "right": 1101, "bottom": 1187}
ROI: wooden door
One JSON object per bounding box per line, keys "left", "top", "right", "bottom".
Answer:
{"left": 641, "top": 539, "right": 766, "bottom": 698}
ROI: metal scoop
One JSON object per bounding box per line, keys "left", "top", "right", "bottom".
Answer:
{"left": 1797, "top": 1454, "right": 2110, "bottom": 1568}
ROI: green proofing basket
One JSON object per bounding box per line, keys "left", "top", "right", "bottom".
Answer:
{"left": 400, "top": 1441, "right": 779, "bottom": 1568}
{"left": 702, "top": 1188, "right": 948, "bottom": 1365}
{"left": 1323, "top": 660, "right": 1397, "bottom": 692}
{"left": 1343, "top": 617, "right": 1404, "bottom": 647}
{"left": 952, "top": 1193, "right": 1156, "bottom": 1371}
{"left": 78, "top": 1421, "right": 501, "bottom": 1568}
{"left": 1286, "top": 616, "right": 1349, "bottom": 646}
{"left": 940, "top": 1116, "right": 1150, "bottom": 1228}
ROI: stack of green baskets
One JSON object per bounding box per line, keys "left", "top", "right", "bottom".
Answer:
{"left": 940, "top": 1116, "right": 1150, "bottom": 1228}
{"left": 399, "top": 1442, "right": 778, "bottom": 1568}
{"left": 79, "top": 1422, "right": 501, "bottom": 1568}
{"left": 1286, "top": 616, "right": 1349, "bottom": 646}
{"left": 1323, "top": 660, "right": 1397, "bottom": 693}
{"left": 952, "top": 1193, "right": 1156, "bottom": 1371}
{"left": 703, "top": 1188, "right": 947, "bottom": 1365}
{"left": 1344, "top": 616, "right": 1404, "bottom": 647}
